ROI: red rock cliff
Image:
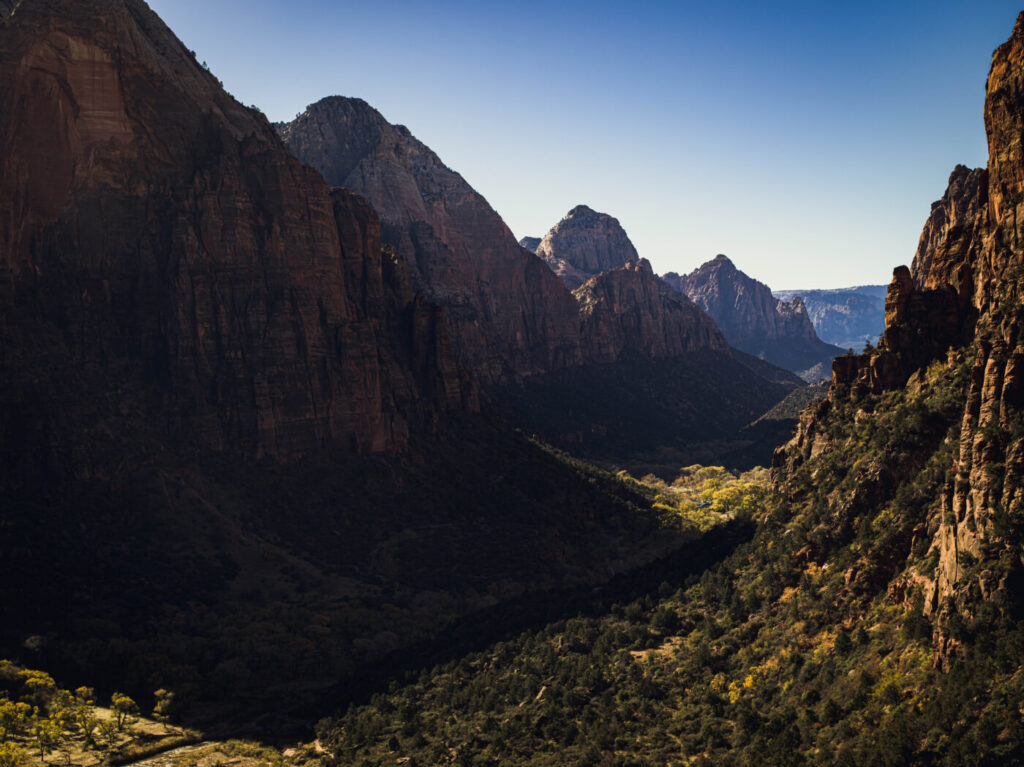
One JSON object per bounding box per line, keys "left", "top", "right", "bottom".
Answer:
{"left": 773, "top": 11, "right": 1024, "bottom": 664}
{"left": 0, "top": 0, "right": 475, "bottom": 478}
{"left": 574, "top": 259, "right": 727, "bottom": 363}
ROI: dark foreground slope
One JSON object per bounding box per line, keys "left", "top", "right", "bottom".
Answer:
{"left": 309, "top": 14, "right": 1024, "bottom": 766}
{"left": 0, "top": 0, "right": 699, "bottom": 719}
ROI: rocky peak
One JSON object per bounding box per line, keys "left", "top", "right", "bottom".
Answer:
{"left": 669, "top": 256, "right": 842, "bottom": 378}
{"left": 574, "top": 259, "right": 727, "bottom": 363}
{"left": 278, "top": 97, "right": 583, "bottom": 384}
{"left": 519, "top": 236, "right": 542, "bottom": 252}
{"left": 535, "top": 205, "right": 640, "bottom": 289}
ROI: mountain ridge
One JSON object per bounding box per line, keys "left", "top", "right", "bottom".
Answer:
{"left": 666, "top": 254, "right": 845, "bottom": 379}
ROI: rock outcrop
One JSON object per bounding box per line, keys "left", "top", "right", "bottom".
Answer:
{"left": 773, "top": 12, "right": 1024, "bottom": 667}
{"left": 575, "top": 259, "right": 727, "bottom": 363}
{"left": 0, "top": 0, "right": 476, "bottom": 478}
{"left": 774, "top": 285, "right": 887, "bottom": 350}
{"left": 276, "top": 98, "right": 583, "bottom": 383}
{"left": 667, "top": 255, "right": 844, "bottom": 379}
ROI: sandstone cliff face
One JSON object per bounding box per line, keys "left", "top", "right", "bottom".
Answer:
{"left": 773, "top": 12, "right": 1024, "bottom": 665}
{"left": 574, "top": 259, "right": 727, "bottom": 363}
{"left": 534, "top": 205, "right": 640, "bottom": 290}
{"left": 0, "top": 0, "right": 475, "bottom": 477}
{"left": 668, "top": 255, "right": 843, "bottom": 378}
{"left": 276, "top": 98, "right": 583, "bottom": 383}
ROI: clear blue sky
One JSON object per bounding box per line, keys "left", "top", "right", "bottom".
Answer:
{"left": 147, "top": 0, "right": 1022, "bottom": 290}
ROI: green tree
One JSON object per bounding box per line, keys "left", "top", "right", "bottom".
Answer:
{"left": 0, "top": 743, "right": 28, "bottom": 767}
{"left": 32, "top": 719, "right": 60, "bottom": 760}
{"left": 110, "top": 693, "right": 139, "bottom": 731}
{"left": 152, "top": 689, "right": 175, "bottom": 732}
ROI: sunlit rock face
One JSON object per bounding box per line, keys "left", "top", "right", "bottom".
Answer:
{"left": 574, "top": 259, "right": 727, "bottom": 363}
{"left": 534, "top": 205, "right": 640, "bottom": 290}
{"left": 773, "top": 11, "right": 1024, "bottom": 665}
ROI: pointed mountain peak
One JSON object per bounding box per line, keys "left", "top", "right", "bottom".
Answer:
{"left": 535, "top": 206, "right": 640, "bottom": 289}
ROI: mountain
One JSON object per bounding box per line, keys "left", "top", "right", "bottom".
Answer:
{"left": 574, "top": 258, "right": 726, "bottom": 361}
{"left": 501, "top": 262, "right": 801, "bottom": 476}
{"left": 774, "top": 285, "right": 887, "bottom": 350}
{"left": 0, "top": 0, "right": 477, "bottom": 469}
{"left": 307, "top": 14, "right": 1024, "bottom": 766}
{"left": 518, "top": 235, "right": 541, "bottom": 252}
{"left": 533, "top": 204, "right": 640, "bottom": 290}
{"left": 275, "top": 97, "right": 583, "bottom": 383}
{"left": 278, "top": 106, "right": 805, "bottom": 468}
{"left": 0, "top": 0, "right": 716, "bottom": 717}
{"left": 665, "top": 255, "right": 845, "bottom": 379}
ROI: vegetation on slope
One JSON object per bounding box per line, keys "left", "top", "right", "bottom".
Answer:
{"left": 0, "top": 661, "right": 195, "bottom": 767}
{"left": 0, "top": 422, "right": 726, "bottom": 727}
{"left": 308, "top": 351, "right": 1024, "bottom": 766}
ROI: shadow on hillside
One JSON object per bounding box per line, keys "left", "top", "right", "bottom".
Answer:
{"left": 252, "top": 519, "right": 755, "bottom": 742}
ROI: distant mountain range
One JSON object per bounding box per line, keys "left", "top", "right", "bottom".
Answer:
{"left": 774, "top": 285, "right": 887, "bottom": 351}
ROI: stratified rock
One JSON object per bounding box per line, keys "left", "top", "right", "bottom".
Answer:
{"left": 535, "top": 205, "right": 640, "bottom": 290}
{"left": 0, "top": 0, "right": 476, "bottom": 478}
{"left": 912, "top": 165, "right": 987, "bottom": 299}
{"left": 574, "top": 259, "right": 727, "bottom": 363}
{"left": 277, "top": 98, "right": 583, "bottom": 383}
{"left": 667, "top": 255, "right": 844, "bottom": 379}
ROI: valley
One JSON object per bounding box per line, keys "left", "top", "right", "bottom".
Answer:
{"left": 2, "top": 0, "right": 1024, "bottom": 765}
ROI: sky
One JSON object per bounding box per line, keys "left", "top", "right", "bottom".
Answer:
{"left": 146, "top": 0, "right": 1023, "bottom": 290}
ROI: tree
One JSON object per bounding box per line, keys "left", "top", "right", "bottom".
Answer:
{"left": 17, "top": 670, "right": 56, "bottom": 708}
{"left": 32, "top": 719, "right": 60, "bottom": 760}
{"left": 0, "top": 743, "right": 28, "bottom": 767}
{"left": 110, "top": 693, "right": 139, "bottom": 731}
{"left": 97, "top": 719, "right": 120, "bottom": 750}
{"left": 152, "top": 689, "right": 175, "bottom": 732}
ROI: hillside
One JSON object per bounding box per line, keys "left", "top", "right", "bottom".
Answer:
{"left": 0, "top": 0, "right": 728, "bottom": 722}
{"left": 303, "top": 12, "right": 1024, "bottom": 766}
